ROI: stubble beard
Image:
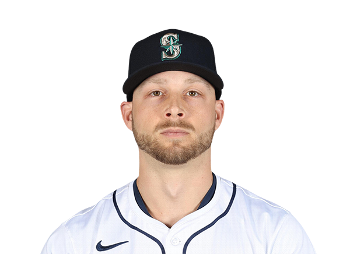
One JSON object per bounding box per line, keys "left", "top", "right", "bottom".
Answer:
{"left": 132, "top": 119, "right": 216, "bottom": 165}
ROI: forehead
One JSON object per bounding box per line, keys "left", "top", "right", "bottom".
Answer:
{"left": 138, "top": 71, "right": 213, "bottom": 90}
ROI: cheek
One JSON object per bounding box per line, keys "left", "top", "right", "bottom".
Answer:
{"left": 132, "top": 107, "right": 157, "bottom": 132}
{"left": 190, "top": 105, "right": 216, "bottom": 129}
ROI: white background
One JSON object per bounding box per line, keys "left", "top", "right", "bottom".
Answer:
{"left": 0, "top": 0, "right": 350, "bottom": 254}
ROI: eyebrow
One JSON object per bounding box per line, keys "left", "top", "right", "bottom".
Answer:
{"left": 139, "top": 76, "right": 212, "bottom": 90}
{"left": 143, "top": 78, "right": 167, "bottom": 85}
{"left": 184, "top": 78, "right": 212, "bottom": 90}
{"left": 137, "top": 78, "right": 167, "bottom": 90}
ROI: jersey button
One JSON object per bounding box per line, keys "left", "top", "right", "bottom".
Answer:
{"left": 171, "top": 237, "right": 181, "bottom": 246}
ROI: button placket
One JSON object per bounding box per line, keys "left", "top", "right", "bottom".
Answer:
{"left": 170, "top": 237, "right": 181, "bottom": 246}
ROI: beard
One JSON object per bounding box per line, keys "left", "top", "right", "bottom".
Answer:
{"left": 132, "top": 119, "right": 215, "bottom": 165}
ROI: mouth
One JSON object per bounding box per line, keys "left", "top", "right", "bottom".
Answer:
{"left": 160, "top": 128, "right": 190, "bottom": 138}
{"left": 161, "top": 132, "right": 189, "bottom": 138}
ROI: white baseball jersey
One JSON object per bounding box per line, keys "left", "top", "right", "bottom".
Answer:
{"left": 41, "top": 174, "right": 315, "bottom": 254}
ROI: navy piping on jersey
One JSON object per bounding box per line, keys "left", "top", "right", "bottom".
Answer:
{"left": 113, "top": 191, "right": 166, "bottom": 254}
{"left": 197, "top": 173, "right": 217, "bottom": 209}
{"left": 182, "top": 182, "right": 236, "bottom": 254}
{"left": 133, "top": 173, "right": 217, "bottom": 218}
{"left": 133, "top": 180, "right": 152, "bottom": 217}
{"left": 113, "top": 179, "right": 236, "bottom": 254}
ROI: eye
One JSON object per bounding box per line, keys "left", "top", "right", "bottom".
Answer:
{"left": 187, "top": 90, "right": 199, "bottom": 97}
{"left": 150, "top": 91, "right": 163, "bottom": 97}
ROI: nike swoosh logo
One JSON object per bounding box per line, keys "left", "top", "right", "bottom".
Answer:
{"left": 96, "top": 240, "right": 129, "bottom": 251}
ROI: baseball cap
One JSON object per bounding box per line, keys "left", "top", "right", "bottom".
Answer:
{"left": 123, "top": 29, "right": 224, "bottom": 102}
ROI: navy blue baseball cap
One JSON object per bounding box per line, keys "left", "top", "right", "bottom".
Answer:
{"left": 123, "top": 29, "right": 224, "bottom": 101}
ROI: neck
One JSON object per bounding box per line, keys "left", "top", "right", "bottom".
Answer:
{"left": 136, "top": 148, "right": 213, "bottom": 228}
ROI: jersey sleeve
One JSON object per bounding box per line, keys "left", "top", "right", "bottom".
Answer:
{"left": 41, "top": 223, "right": 75, "bottom": 254}
{"left": 270, "top": 213, "right": 316, "bottom": 254}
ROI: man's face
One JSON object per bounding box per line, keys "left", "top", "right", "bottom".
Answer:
{"left": 129, "top": 71, "right": 223, "bottom": 165}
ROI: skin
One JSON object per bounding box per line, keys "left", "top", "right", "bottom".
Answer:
{"left": 120, "top": 71, "right": 224, "bottom": 228}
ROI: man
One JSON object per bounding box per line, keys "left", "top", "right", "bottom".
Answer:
{"left": 42, "top": 29, "right": 315, "bottom": 254}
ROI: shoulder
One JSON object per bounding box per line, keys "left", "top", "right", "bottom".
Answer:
{"left": 233, "top": 184, "right": 292, "bottom": 232}
{"left": 218, "top": 176, "right": 315, "bottom": 253}
{"left": 219, "top": 176, "right": 291, "bottom": 235}
{"left": 235, "top": 184, "right": 290, "bottom": 215}
{"left": 41, "top": 182, "right": 132, "bottom": 254}
{"left": 270, "top": 212, "right": 316, "bottom": 253}
{"left": 219, "top": 176, "right": 289, "bottom": 216}
{"left": 63, "top": 186, "right": 128, "bottom": 232}
{"left": 65, "top": 192, "right": 113, "bottom": 227}
{"left": 41, "top": 221, "right": 74, "bottom": 254}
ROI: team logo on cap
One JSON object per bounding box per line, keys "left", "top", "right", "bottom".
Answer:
{"left": 160, "top": 33, "right": 182, "bottom": 61}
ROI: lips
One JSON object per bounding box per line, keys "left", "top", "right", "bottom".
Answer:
{"left": 161, "top": 129, "right": 188, "bottom": 134}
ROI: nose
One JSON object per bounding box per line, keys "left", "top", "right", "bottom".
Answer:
{"left": 164, "top": 97, "right": 185, "bottom": 120}
{"left": 166, "top": 111, "right": 184, "bottom": 118}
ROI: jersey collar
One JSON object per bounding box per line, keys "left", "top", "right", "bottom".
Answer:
{"left": 133, "top": 173, "right": 217, "bottom": 218}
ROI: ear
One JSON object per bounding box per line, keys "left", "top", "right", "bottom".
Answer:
{"left": 120, "top": 101, "right": 133, "bottom": 131}
{"left": 214, "top": 100, "right": 225, "bottom": 130}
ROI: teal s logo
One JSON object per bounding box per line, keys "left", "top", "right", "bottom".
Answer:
{"left": 160, "top": 33, "right": 182, "bottom": 61}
